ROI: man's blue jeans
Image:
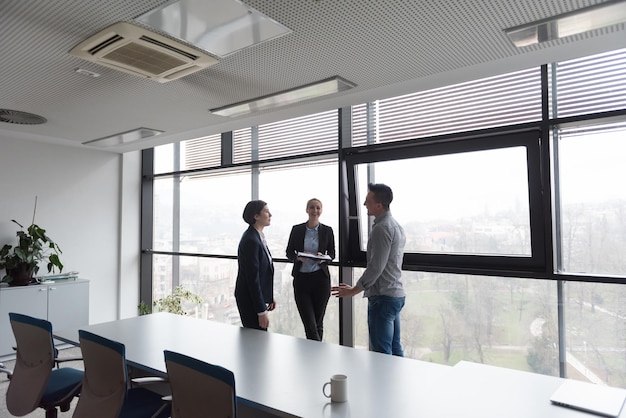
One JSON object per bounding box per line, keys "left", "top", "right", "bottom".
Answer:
{"left": 367, "top": 295, "right": 405, "bottom": 356}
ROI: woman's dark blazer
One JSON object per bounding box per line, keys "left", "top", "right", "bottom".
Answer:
{"left": 285, "top": 223, "right": 335, "bottom": 278}
{"left": 235, "top": 226, "right": 274, "bottom": 315}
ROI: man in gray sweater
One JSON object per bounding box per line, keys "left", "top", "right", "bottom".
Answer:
{"left": 332, "top": 183, "right": 406, "bottom": 356}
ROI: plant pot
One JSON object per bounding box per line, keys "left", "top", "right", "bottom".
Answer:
{"left": 6, "top": 263, "right": 35, "bottom": 286}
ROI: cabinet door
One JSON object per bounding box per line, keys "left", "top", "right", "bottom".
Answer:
{"left": 47, "top": 280, "right": 89, "bottom": 333}
{"left": 0, "top": 286, "right": 48, "bottom": 358}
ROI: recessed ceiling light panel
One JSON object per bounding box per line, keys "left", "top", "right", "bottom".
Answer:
{"left": 136, "top": 0, "right": 292, "bottom": 57}
{"left": 505, "top": 0, "right": 626, "bottom": 47}
{"left": 210, "top": 76, "right": 356, "bottom": 117}
{"left": 83, "top": 127, "right": 163, "bottom": 147}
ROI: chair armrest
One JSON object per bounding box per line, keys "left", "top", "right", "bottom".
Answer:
{"left": 131, "top": 376, "right": 169, "bottom": 386}
{"left": 55, "top": 356, "right": 83, "bottom": 363}
{"left": 54, "top": 356, "right": 83, "bottom": 369}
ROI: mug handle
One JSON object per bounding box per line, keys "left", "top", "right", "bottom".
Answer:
{"left": 323, "top": 381, "right": 331, "bottom": 398}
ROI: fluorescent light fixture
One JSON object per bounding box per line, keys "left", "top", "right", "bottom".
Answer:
{"left": 136, "top": 0, "right": 291, "bottom": 57}
{"left": 83, "top": 127, "right": 163, "bottom": 147}
{"left": 210, "top": 76, "right": 356, "bottom": 118}
{"left": 505, "top": 0, "right": 626, "bottom": 47}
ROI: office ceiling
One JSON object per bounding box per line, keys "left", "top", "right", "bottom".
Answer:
{"left": 1, "top": 0, "right": 625, "bottom": 153}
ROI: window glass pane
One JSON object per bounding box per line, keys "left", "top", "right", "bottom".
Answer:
{"left": 153, "top": 253, "right": 173, "bottom": 302}
{"left": 352, "top": 68, "right": 541, "bottom": 146}
{"left": 154, "top": 177, "right": 174, "bottom": 251}
{"left": 564, "top": 281, "right": 626, "bottom": 386}
{"left": 152, "top": 255, "right": 240, "bottom": 322}
{"left": 153, "top": 171, "right": 251, "bottom": 254}
{"left": 356, "top": 147, "right": 531, "bottom": 255}
{"left": 353, "top": 271, "right": 559, "bottom": 375}
{"left": 258, "top": 160, "right": 339, "bottom": 258}
{"left": 555, "top": 121, "right": 626, "bottom": 276}
{"left": 550, "top": 48, "right": 626, "bottom": 118}
{"left": 180, "top": 172, "right": 250, "bottom": 256}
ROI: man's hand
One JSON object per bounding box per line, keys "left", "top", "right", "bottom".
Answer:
{"left": 258, "top": 313, "right": 270, "bottom": 329}
{"left": 331, "top": 283, "right": 362, "bottom": 298}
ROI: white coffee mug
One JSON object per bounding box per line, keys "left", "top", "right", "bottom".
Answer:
{"left": 322, "top": 374, "right": 348, "bottom": 402}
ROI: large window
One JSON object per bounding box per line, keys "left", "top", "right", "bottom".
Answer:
{"left": 149, "top": 110, "right": 342, "bottom": 344}
{"left": 354, "top": 147, "right": 531, "bottom": 256}
{"left": 343, "top": 130, "right": 545, "bottom": 273}
{"left": 144, "top": 47, "right": 626, "bottom": 384}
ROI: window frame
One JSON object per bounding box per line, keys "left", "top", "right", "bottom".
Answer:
{"left": 342, "top": 128, "right": 547, "bottom": 276}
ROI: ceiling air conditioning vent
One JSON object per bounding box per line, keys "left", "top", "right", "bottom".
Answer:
{"left": 88, "top": 34, "right": 124, "bottom": 55}
{"left": 139, "top": 36, "right": 199, "bottom": 60}
{"left": 69, "top": 22, "right": 218, "bottom": 83}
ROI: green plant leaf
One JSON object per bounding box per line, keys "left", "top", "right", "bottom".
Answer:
{"left": 0, "top": 221, "right": 63, "bottom": 278}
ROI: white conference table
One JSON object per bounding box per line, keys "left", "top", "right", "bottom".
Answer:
{"left": 54, "top": 313, "right": 624, "bottom": 418}
{"left": 451, "top": 361, "right": 626, "bottom": 418}
{"left": 55, "top": 312, "right": 453, "bottom": 418}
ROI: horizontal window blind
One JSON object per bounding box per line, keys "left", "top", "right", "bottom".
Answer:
{"left": 258, "top": 156, "right": 337, "bottom": 174}
{"left": 557, "top": 120, "right": 626, "bottom": 138}
{"left": 233, "top": 128, "right": 252, "bottom": 164}
{"left": 551, "top": 48, "right": 626, "bottom": 118}
{"left": 353, "top": 68, "right": 542, "bottom": 146}
{"left": 183, "top": 134, "right": 221, "bottom": 170}
{"left": 258, "top": 110, "right": 338, "bottom": 160}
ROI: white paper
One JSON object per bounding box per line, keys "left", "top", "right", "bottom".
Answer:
{"left": 297, "top": 252, "right": 331, "bottom": 261}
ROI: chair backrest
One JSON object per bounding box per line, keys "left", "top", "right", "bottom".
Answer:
{"left": 72, "top": 330, "right": 128, "bottom": 418}
{"left": 7, "top": 312, "right": 56, "bottom": 415}
{"left": 164, "top": 350, "right": 236, "bottom": 418}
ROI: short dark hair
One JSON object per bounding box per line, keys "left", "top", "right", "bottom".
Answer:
{"left": 368, "top": 183, "right": 393, "bottom": 209}
{"left": 242, "top": 200, "right": 267, "bottom": 225}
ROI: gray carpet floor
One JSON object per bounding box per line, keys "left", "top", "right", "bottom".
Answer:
{"left": 0, "top": 346, "right": 83, "bottom": 417}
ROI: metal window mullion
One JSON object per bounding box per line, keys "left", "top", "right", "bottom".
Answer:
{"left": 339, "top": 107, "right": 354, "bottom": 348}
{"left": 221, "top": 131, "right": 233, "bottom": 166}
{"left": 173, "top": 142, "right": 180, "bottom": 289}
{"left": 251, "top": 126, "right": 259, "bottom": 199}
{"left": 557, "top": 280, "right": 566, "bottom": 378}
{"left": 546, "top": 62, "right": 567, "bottom": 378}
{"left": 140, "top": 149, "right": 155, "bottom": 309}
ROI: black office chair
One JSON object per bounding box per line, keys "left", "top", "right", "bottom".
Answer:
{"left": 164, "top": 350, "right": 237, "bottom": 418}
{"left": 72, "top": 329, "right": 170, "bottom": 418}
{"left": 7, "top": 312, "right": 83, "bottom": 418}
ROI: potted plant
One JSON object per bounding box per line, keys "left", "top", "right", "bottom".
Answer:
{"left": 138, "top": 285, "right": 203, "bottom": 316}
{"left": 0, "top": 220, "right": 63, "bottom": 286}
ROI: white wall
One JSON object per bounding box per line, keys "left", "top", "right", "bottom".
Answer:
{"left": 0, "top": 134, "right": 141, "bottom": 324}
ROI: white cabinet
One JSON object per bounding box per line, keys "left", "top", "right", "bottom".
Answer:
{"left": 0, "top": 279, "right": 89, "bottom": 359}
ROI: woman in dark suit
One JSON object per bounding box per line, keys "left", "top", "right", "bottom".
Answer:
{"left": 235, "top": 200, "right": 276, "bottom": 330}
{"left": 286, "top": 198, "right": 336, "bottom": 341}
